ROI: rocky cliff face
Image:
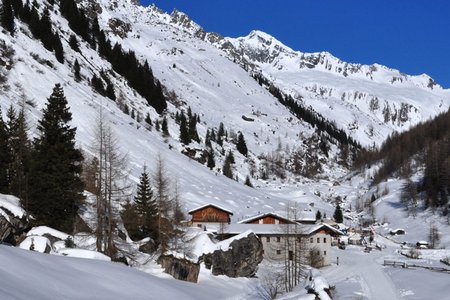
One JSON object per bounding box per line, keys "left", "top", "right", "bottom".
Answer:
{"left": 200, "top": 232, "right": 263, "bottom": 278}
{"left": 158, "top": 255, "right": 200, "bottom": 283}
{"left": 0, "top": 209, "right": 29, "bottom": 245}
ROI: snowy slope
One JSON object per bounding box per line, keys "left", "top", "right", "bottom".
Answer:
{"left": 224, "top": 30, "right": 450, "bottom": 147}
{"left": 0, "top": 245, "right": 253, "bottom": 300}
{"left": 0, "top": 0, "right": 333, "bottom": 222}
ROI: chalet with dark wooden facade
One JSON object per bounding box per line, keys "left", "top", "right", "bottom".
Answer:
{"left": 188, "top": 204, "right": 233, "bottom": 228}
{"left": 238, "top": 212, "right": 295, "bottom": 225}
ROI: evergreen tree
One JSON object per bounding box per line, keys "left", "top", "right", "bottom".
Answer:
{"left": 120, "top": 200, "right": 141, "bottom": 240}
{"left": 333, "top": 204, "right": 343, "bottom": 223}
{"left": 6, "top": 105, "right": 30, "bottom": 202}
{"left": 155, "top": 119, "right": 160, "bottom": 131}
{"left": 0, "top": 108, "right": 10, "bottom": 193}
{"left": 68, "top": 34, "right": 80, "bottom": 52}
{"left": 205, "top": 129, "right": 211, "bottom": 148}
{"left": 1, "top": 0, "right": 15, "bottom": 34}
{"left": 217, "top": 122, "right": 225, "bottom": 146}
{"left": 315, "top": 211, "right": 322, "bottom": 221}
{"left": 236, "top": 132, "right": 248, "bottom": 156}
{"left": 145, "top": 112, "right": 152, "bottom": 128}
{"left": 226, "top": 150, "right": 235, "bottom": 164}
{"left": 52, "top": 33, "right": 64, "bottom": 63}
{"left": 135, "top": 166, "right": 158, "bottom": 239}
{"left": 179, "top": 111, "right": 190, "bottom": 144}
{"left": 161, "top": 116, "right": 169, "bottom": 137}
{"left": 244, "top": 175, "right": 253, "bottom": 188}
{"left": 207, "top": 149, "right": 215, "bottom": 170}
{"left": 73, "top": 59, "right": 81, "bottom": 82}
{"left": 188, "top": 113, "right": 199, "bottom": 142}
{"left": 222, "top": 155, "right": 233, "bottom": 179}
{"left": 28, "top": 84, "right": 84, "bottom": 232}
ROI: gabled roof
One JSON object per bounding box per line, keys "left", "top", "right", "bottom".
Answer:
{"left": 304, "top": 223, "right": 345, "bottom": 236}
{"left": 188, "top": 203, "right": 233, "bottom": 215}
{"left": 238, "top": 212, "right": 296, "bottom": 224}
{"left": 296, "top": 209, "right": 317, "bottom": 222}
{"left": 223, "top": 223, "right": 344, "bottom": 236}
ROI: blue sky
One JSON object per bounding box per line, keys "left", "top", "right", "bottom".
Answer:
{"left": 145, "top": 1, "right": 450, "bottom": 88}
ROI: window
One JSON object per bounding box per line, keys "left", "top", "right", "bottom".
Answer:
{"left": 310, "top": 237, "right": 313, "bottom": 243}
{"left": 317, "top": 237, "right": 320, "bottom": 243}
{"left": 324, "top": 251, "right": 327, "bottom": 255}
{"left": 266, "top": 237, "right": 270, "bottom": 242}
{"left": 323, "top": 237, "right": 327, "bottom": 243}
{"left": 277, "top": 237, "right": 281, "bottom": 242}
{"left": 289, "top": 251, "right": 293, "bottom": 261}
{"left": 297, "top": 237, "right": 301, "bottom": 243}
{"left": 276, "top": 250, "right": 281, "bottom": 255}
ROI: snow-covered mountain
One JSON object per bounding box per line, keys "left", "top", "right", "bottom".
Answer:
{"left": 1, "top": 0, "right": 449, "bottom": 220}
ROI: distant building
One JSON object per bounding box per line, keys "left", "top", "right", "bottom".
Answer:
{"left": 295, "top": 208, "right": 318, "bottom": 224}
{"left": 222, "top": 223, "right": 343, "bottom": 267}
{"left": 188, "top": 204, "right": 233, "bottom": 228}
{"left": 238, "top": 212, "right": 296, "bottom": 225}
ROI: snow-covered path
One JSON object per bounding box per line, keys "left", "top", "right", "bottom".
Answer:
{"left": 323, "top": 244, "right": 401, "bottom": 300}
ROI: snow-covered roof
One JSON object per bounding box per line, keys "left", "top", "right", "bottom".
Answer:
{"left": 221, "top": 223, "right": 344, "bottom": 236}
{"left": 237, "top": 212, "right": 295, "bottom": 224}
{"left": 304, "top": 223, "right": 345, "bottom": 236}
{"left": 296, "top": 209, "right": 317, "bottom": 222}
{"left": 188, "top": 203, "right": 233, "bottom": 215}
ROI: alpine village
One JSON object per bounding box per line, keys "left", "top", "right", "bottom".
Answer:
{"left": 0, "top": 0, "right": 450, "bottom": 299}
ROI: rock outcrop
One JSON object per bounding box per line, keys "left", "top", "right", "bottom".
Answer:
{"left": 200, "top": 232, "right": 263, "bottom": 278}
{"left": 0, "top": 208, "right": 28, "bottom": 245}
{"left": 158, "top": 255, "right": 200, "bottom": 283}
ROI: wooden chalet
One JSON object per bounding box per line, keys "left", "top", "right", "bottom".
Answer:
{"left": 238, "top": 212, "right": 295, "bottom": 225}
{"left": 188, "top": 204, "right": 233, "bottom": 227}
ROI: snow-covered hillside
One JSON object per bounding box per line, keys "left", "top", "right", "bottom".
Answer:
{"left": 0, "top": 245, "right": 253, "bottom": 299}
{"left": 1, "top": 0, "right": 449, "bottom": 218}
{"left": 224, "top": 31, "right": 450, "bottom": 147}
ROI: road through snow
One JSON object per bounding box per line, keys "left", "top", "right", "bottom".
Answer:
{"left": 323, "top": 243, "right": 401, "bottom": 300}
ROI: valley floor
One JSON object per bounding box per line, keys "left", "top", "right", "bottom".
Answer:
{"left": 321, "top": 235, "right": 450, "bottom": 300}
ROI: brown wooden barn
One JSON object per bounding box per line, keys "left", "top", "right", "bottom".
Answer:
{"left": 188, "top": 204, "right": 233, "bottom": 227}
{"left": 238, "top": 212, "right": 296, "bottom": 225}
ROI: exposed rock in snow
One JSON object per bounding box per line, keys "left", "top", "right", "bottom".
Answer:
{"left": 158, "top": 254, "right": 200, "bottom": 283}
{"left": 200, "top": 231, "right": 263, "bottom": 277}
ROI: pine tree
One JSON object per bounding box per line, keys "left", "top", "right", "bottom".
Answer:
{"left": 236, "top": 132, "right": 248, "bottom": 156}
{"left": 179, "top": 111, "right": 190, "bottom": 145}
{"left": 217, "top": 122, "right": 225, "bottom": 146}
{"left": 226, "top": 150, "right": 235, "bottom": 164}
{"left": 120, "top": 200, "right": 141, "bottom": 240}
{"left": 244, "top": 175, "right": 253, "bottom": 188}
{"left": 1, "top": 0, "right": 15, "bottom": 34}
{"left": 28, "top": 84, "right": 84, "bottom": 232}
{"left": 333, "top": 204, "right": 343, "bottom": 223}
{"left": 68, "top": 34, "right": 80, "bottom": 52}
{"left": 188, "top": 113, "right": 199, "bottom": 142}
{"left": 145, "top": 112, "right": 152, "bottom": 128}
{"left": 223, "top": 156, "right": 233, "bottom": 179}
{"left": 6, "top": 105, "right": 30, "bottom": 203}
{"left": 52, "top": 32, "right": 64, "bottom": 63}
{"left": 0, "top": 108, "right": 10, "bottom": 193}
{"left": 161, "top": 116, "right": 169, "bottom": 137}
{"left": 315, "top": 211, "right": 322, "bottom": 221}
{"left": 207, "top": 149, "right": 215, "bottom": 170}
{"left": 73, "top": 59, "right": 81, "bottom": 82}
{"left": 135, "top": 166, "right": 158, "bottom": 239}
{"left": 205, "top": 129, "right": 211, "bottom": 148}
